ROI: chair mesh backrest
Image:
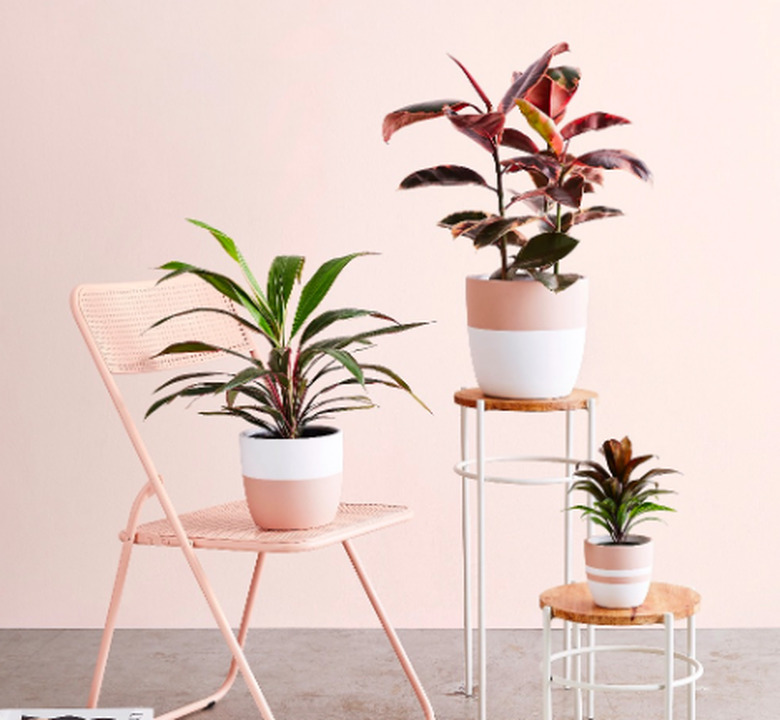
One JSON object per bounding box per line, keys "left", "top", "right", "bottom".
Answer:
{"left": 73, "top": 276, "right": 255, "bottom": 375}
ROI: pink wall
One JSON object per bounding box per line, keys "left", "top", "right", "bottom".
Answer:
{"left": 1, "top": 1, "right": 778, "bottom": 629}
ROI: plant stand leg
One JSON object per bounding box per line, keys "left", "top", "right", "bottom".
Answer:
{"left": 542, "top": 605, "right": 553, "bottom": 720}
{"left": 665, "top": 611, "right": 674, "bottom": 720}
{"left": 461, "top": 402, "right": 474, "bottom": 696}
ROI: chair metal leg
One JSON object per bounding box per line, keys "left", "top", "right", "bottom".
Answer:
{"left": 155, "top": 552, "right": 267, "bottom": 720}
{"left": 343, "top": 539, "right": 436, "bottom": 720}
{"left": 88, "top": 533, "right": 135, "bottom": 707}
{"left": 88, "top": 483, "right": 155, "bottom": 708}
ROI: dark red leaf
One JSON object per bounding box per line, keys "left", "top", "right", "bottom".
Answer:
{"left": 506, "top": 187, "right": 549, "bottom": 210}
{"left": 382, "top": 100, "right": 471, "bottom": 142}
{"left": 447, "top": 111, "right": 505, "bottom": 153}
{"left": 439, "top": 210, "right": 489, "bottom": 228}
{"left": 498, "top": 42, "right": 570, "bottom": 114}
{"left": 525, "top": 66, "right": 581, "bottom": 123}
{"left": 500, "top": 128, "right": 540, "bottom": 154}
{"left": 576, "top": 149, "right": 652, "bottom": 181}
{"left": 399, "top": 165, "right": 489, "bottom": 190}
{"left": 572, "top": 206, "right": 624, "bottom": 226}
{"left": 546, "top": 176, "right": 585, "bottom": 208}
{"left": 448, "top": 55, "right": 493, "bottom": 111}
{"left": 560, "top": 112, "right": 631, "bottom": 141}
{"left": 501, "top": 154, "right": 560, "bottom": 182}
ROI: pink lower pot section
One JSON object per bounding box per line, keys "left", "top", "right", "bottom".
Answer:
{"left": 584, "top": 535, "right": 654, "bottom": 608}
{"left": 243, "top": 473, "right": 342, "bottom": 530}
{"left": 239, "top": 426, "right": 343, "bottom": 530}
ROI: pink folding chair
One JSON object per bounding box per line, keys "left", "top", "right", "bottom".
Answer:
{"left": 70, "top": 276, "right": 435, "bottom": 720}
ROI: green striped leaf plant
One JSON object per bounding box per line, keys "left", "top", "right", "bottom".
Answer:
{"left": 146, "top": 219, "right": 429, "bottom": 438}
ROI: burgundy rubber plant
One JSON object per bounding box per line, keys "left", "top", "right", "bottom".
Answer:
{"left": 383, "top": 42, "right": 651, "bottom": 292}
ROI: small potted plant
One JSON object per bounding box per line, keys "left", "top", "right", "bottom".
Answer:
{"left": 146, "top": 219, "right": 429, "bottom": 530}
{"left": 569, "top": 436, "right": 677, "bottom": 608}
{"left": 383, "top": 43, "right": 651, "bottom": 399}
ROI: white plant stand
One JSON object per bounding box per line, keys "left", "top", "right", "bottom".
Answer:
{"left": 454, "top": 388, "right": 598, "bottom": 720}
{"left": 540, "top": 582, "right": 703, "bottom": 720}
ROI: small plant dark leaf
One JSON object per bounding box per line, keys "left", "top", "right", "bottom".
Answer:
{"left": 512, "top": 232, "right": 579, "bottom": 270}
{"left": 576, "top": 149, "right": 652, "bottom": 182}
{"left": 447, "top": 111, "right": 505, "bottom": 153}
{"left": 399, "top": 165, "right": 489, "bottom": 190}
{"left": 498, "top": 42, "right": 570, "bottom": 114}
{"left": 382, "top": 99, "right": 471, "bottom": 142}
{"left": 560, "top": 112, "right": 631, "bottom": 140}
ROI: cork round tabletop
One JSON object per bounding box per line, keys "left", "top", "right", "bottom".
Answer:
{"left": 540, "top": 582, "right": 701, "bottom": 626}
{"left": 453, "top": 387, "right": 597, "bottom": 412}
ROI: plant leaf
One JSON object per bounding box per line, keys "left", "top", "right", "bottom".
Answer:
{"left": 572, "top": 206, "right": 624, "bottom": 226}
{"left": 300, "top": 308, "right": 394, "bottom": 345}
{"left": 546, "top": 175, "right": 585, "bottom": 208}
{"left": 399, "top": 165, "right": 489, "bottom": 190}
{"left": 382, "top": 99, "right": 471, "bottom": 142}
{"left": 446, "top": 111, "right": 505, "bottom": 153}
{"left": 502, "top": 154, "right": 560, "bottom": 181}
{"left": 291, "top": 253, "right": 369, "bottom": 340}
{"left": 512, "top": 232, "right": 579, "bottom": 270}
{"left": 500, "top": 128, "right": 540, "bottom": 154}
{"left": 524, "top": 65, "right": 581, "bottom": 123}
{"left": 560, "top": 112, "right": 631, "bottom": 141}
{"left": 448, "top": 55, "right": 493, "bottom": 111}
{"left": 471, "top": 216, "right": 538, "bottom": 248}
{"left": 530, "top": 271, "right": 582, "bottom": 292}
{"left": 266, "top": 255, "right": 304, "bottom": 327}
{"left": 439, "top": 210, "right": 489, "bottom": 229}
{"left": 186, "top": 219, "right": 268, "bottom": 306}
{"left": 576, "top": 149, "right": 652, "bottom": 181}
{"left": 498, "top": 42, "right": 570, "bottom": 114}
{"left": 516, "top": 99, "right": 564, "bottom": 156}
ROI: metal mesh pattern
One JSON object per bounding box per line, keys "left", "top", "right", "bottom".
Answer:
{"left": 134, "top": 501, "right": 411, "bottom": 552}
{"left": 73, "top": 276, "right": 255, "bottom": 374}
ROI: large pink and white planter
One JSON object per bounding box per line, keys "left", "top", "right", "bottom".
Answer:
{"left": 584, "top": 535, "right": 654, "bottom": 608}
{"left": 239, "top": 426, "right": 343, "bottom": 530}
{"left": 466, "top": 275, "right": 588, "bottom": 399}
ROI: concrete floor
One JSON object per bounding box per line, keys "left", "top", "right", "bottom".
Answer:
{"left": 1, "top": 628, "right": 778, "bottom": 719}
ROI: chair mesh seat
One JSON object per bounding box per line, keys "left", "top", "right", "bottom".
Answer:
{"left": 133, "top": 501, "right": 412, "bottom": 553}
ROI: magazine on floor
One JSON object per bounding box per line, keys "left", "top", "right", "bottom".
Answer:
{"left": 0, "top": 711, "right": 152, "bottom": 720}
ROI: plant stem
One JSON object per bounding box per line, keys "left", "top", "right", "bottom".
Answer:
{"left": 492, "top": 145, "right": 508, "bottom": 280}
{"left": 553, "top": 202, "right": 563, "bottom": 276}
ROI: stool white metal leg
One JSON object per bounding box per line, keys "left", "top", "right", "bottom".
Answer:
{"left": 665, "top": 611, "right": 674, "bottom": 719}
{"left": 460, "top": 402, "right": 473, "bottom": 697}
{"left": 687, "top": 614, "right": 696, "bottom": 720}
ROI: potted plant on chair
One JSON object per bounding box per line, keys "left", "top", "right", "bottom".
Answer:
{"left": 146, "top": 219, "right": 429, "bottom": 530}
{"left": 569, "top": 436, "right": 677, "bottom": 608}
{"left": 383, "top": 42, "right": 651, "bottom": 399}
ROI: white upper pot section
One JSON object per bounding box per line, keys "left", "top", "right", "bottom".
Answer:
{"left": 239, "top": 426, "right": 343, "bottom": 481}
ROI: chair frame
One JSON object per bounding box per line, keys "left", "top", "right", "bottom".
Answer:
{"left": 70, "top": 278, "right": 435, "bottom": 720}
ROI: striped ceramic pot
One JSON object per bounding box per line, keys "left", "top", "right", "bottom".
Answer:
{"left": 239, "top": 426, "right": 343, "bottom": 530}
{"left": 465, "top": 275, "right": 588, "bottom": 399}
{"left": 584, "top": 535, "right": 654, "bottom": 608}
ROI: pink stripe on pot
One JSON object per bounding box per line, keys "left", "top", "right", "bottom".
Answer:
{"left": 466, "top": 275, "right": 588, "bottom": 331}
{"left": 586, "top": 569, "right": 653, "bottom": 585}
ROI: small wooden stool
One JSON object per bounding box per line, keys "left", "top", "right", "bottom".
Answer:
{"left": 540, "top": 582, "right": 702, "bottom": 720}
